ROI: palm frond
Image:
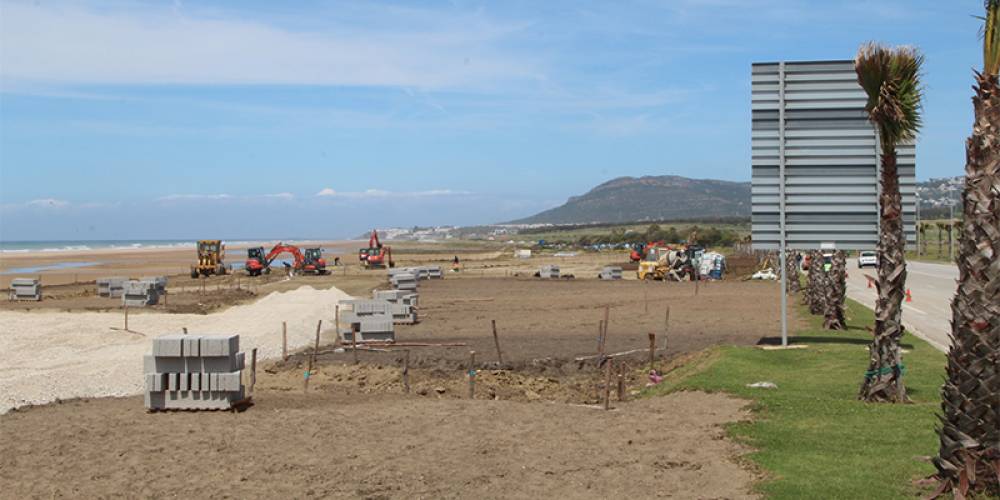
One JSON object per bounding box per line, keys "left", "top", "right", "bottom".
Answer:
{"left": 854, "top": 42, "right": 924, "bottom": 146}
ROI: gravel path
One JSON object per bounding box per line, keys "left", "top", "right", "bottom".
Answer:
{"left": 0, "top": 285, "right": 352, "bottom": 414}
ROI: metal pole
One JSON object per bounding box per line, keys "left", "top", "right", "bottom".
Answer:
{"left": 778, "top": 61, "right": 788, "bottom": 347}
{"left": 915, "top": 191, "right": 921, "bottom": 255}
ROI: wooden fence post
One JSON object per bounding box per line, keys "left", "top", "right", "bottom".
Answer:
{"left": 616, "top": 362, "right": 626, "bottom": 402}
{"left": 250, "top": 348, "right": 257, "bottom": 395}
{"left": 282, "top": 322, "right": 288, "bottom": 361}
{"left": 351, "top": 325, "right": 359, "bottom": 365}
{"left": 491, "top": 319, "right": 504, "bottom": 366}
{"left": 648, "top": 332, "right": 656, "bottom": 372}
{"left": 468, "top": 351, "right": 476, "bottom": 399}
{"left": 662, "top": 305, "right": 671, "bottom": 351}
{"left": 402, "top": 350, "right": 411, "bottom": 393}
{"left": 603, "top": 359, "right": 613, "bottom": 411}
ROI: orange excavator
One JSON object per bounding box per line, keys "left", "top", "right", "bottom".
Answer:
{"left": 359, "top": 230, "right": 394, "bottom": 269}
{"left": 245, "top": 243, "right": 328, "bottom": 276}
{"left": 630, "top": 241, "right": 665, "bottom": 262}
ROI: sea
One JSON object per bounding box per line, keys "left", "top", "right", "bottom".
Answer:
{"left": 0, "top": 239, "right": 199, "bottom": 254}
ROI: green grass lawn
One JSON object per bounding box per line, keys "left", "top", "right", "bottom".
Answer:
{"left": 648, "top": 299, "right": 946, "bottom": 499}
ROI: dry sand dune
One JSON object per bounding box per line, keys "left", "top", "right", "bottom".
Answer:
{"left": 0, "top": 285, "right": 352, "bottom": 414}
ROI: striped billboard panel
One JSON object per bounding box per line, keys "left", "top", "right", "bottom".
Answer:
{"left": 751, "top": 60, "right": 916, "bottom": 251}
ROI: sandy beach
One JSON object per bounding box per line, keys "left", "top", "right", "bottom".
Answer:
{"left": 0, "top": 240, "right": 362, "bottom": 289}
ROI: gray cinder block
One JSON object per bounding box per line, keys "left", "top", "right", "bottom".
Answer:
{"left": 153, "top": 335, "right": 186, "bottom": 357}
{"left": 9, "top": 278, "right": 41, "bottom": 301}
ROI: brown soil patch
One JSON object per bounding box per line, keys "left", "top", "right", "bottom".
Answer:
{"left": 311, "top": 277, "right": 783, "bottom": 372}
{"left": 0, "top": 390, "right": 757, "bottom": 499}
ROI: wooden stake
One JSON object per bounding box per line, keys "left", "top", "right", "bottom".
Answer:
{"left": 644, "top": 289, "right": 648, "bottom": 314}
{"left": 694, "top": 277, "right": 699, "bottom": 296}
{"left": 648, "top": 332, "right": 656, "bottom": 372}
{"left": 124, "top": 304, "right": 129, "bottom": 331}
{"left": 351, "top": 325, "right": 359, "bottom": 365}
{"left": 616, "top": 362, "right": 625, "bottom": 402}
{"left": 596, "top": 320, "right": 605, "bottom": 355}
{"left": 282, "top": 322, "right": 288, "bottom": 361}
{"left": 182, "top": 327, "right": 188, "bottom": 335}
{"left": 335, "top": 305, "right": 340, "bottom": 336}
{"left": 304, "top": 320, "right": 322, "bottom": 392}
{"left": 468, "top": 350, "right": 476, "bottom": 399}
{"left": 662, "top": 305, "right": 671, "bottom": 352}
{"left": 250, "top": 348, "right": 257, "bottom": 395}
{"left": 402, "top": 350, "right": 410, "bottom": 393}
{"left": 491, "top": 319, "right": 504, "bottom": 366}
{"left": 603, "top": 359, "right": 613, "bottom": 411}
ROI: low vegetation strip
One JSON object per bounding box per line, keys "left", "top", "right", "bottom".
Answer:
{"left": 648, "top": 299, "right": 944, "bottom": 499}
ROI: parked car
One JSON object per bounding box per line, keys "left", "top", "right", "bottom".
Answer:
{"left": 857, "top": 250, "right": 878, "bottom": 268}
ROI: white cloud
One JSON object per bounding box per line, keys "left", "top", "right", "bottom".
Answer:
{"left": 0, "top": 2, "right": 537, "bottom": 89}
{"left": 315, "top": 188, "right": 470, "bottom": 199}
{"left": 263, "top": 192, "right": 295, "bottom": 200}
{"left": 25, "top": 198, "right": 70, "bottom": 208}
{"left": 156, "top": 193, "right": 233, "bottom": 202}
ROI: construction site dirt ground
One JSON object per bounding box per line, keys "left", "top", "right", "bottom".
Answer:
{"left": 1, "top": 274, "right": 783, "bottom": 498}
{"left": 0, "top": 390, "right": 757, "bottom": 499}
{"left": 315, "top": 277, "right": 786, "bottom": 372}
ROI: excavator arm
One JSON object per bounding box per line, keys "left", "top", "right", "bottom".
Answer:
{"left": 263, "top": 243, "right": 305, "bottom": 269}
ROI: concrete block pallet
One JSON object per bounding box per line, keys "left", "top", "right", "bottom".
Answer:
{"left": 144, "top": 334, "right": 246, "bottom": 411}
{"left": 337, "top": 312, "right": 396, "bottom": 342}
{"left": 538, "top": 265, "right": 560, "bottom": 279}
{"left": 599, "top": 266, "right": 623, "bottom": 280}
{"left": 140, "top": 276, "right": 168, "bottom": 294}
{"left": 8, "top": 278, "right": 41, "bottom": 301}
{"left": 97, "top": 277, "right": 128, "bottom": 298}
{"left": 390, "top": 272, "right": 418, "bottom": 291}
{"left": 123, "top": 280, "right": 159, "bottom": 307}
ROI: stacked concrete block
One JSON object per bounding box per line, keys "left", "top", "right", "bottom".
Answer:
{"left": 140, "top": 276, "right": 168, "bottom": 294}
{"left": 426, "top": 265, "right": 443, "bottom": 279}
{"left": 538, "top": 265, "right": 560, "bottom": 279}
{"left": 97, "top": 277, "right": 127, "bottom": 298}
{"left": 144, "top": 334, "right": 246, "bottom": 410}
{"left": 341, "top": 296, "right": 417, "bottom": 326}
{"left": 599, "top": 266, "right": 623, "bottom": 280}
{"left": 9, "top": 278, "right": 41, "bottom": 301}
{"left": 123, "top": 280, "right": 160, "bottom": 307}
{"left": 373, "top": 289, "right": 418, "bottom": 307}
{"left": 337, "top": 312, "right": 396, "bottom": 342}
{"left": 390, "top": 272, "right": 418, "bottom": 291}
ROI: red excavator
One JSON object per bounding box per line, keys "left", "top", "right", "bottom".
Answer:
{"left": 245, "top": 243, "right": 329, "bottom": 276}
{"left": 358, "top": 230, "right": 394, "bottom": 269}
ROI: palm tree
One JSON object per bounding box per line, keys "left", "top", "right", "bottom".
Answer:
{"left": 855, "top": 43, "right": 923, "bottom": 402}
{"left": 823, "top": 251, "right": 847, "bottom": 330}
{"left": 931, "top": 1, "right": 1000, "bottom": 495}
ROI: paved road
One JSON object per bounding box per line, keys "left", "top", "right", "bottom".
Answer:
{"left": 845, "top": 259, "right": 957, "bottom": 352}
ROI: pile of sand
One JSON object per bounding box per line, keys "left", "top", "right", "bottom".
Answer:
{"left": 0, "top": 285, "right": 352, "bottom": 414}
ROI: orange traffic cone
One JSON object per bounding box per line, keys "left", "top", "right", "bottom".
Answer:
{"left": 905, "top": 289, "right": 912, "bottom": 302}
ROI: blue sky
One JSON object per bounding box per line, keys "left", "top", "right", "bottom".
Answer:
{"left": 0, "top": 0, "right": 984, "bottom": 241}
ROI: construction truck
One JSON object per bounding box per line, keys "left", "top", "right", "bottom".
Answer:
{"left": 636, "top": 244, "right": 698, "bottom": 281}
{"left": 359, "top": 230, "right": 394, "bottom": 269}
{"left": 245, "top": 243, "right": 329, "bottom": 276}
{"left": 191, "top": 240, "right": 227, "bottom": 278}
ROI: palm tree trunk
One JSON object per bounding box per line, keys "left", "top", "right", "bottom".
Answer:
{"left": 859, "top": 145, "right": 909, "bottom": 402}
{"left": 787, "top": 251, "right": 801, "bottom": 294}
{"left": 932, "top": 71, "right": 1000, "bottom": 496}
{"left": 823, "top": 251, "right": 847, "bottom": 330}
{"left": 807, "top": 251, "right": 824, "bottom": 314}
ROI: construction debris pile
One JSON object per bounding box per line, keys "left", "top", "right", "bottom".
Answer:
{"left": 144, "top": 334, "right": 246, "bottom": 411}
{"left": 8, "top": 278, "right": 41, "bottom": 301}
